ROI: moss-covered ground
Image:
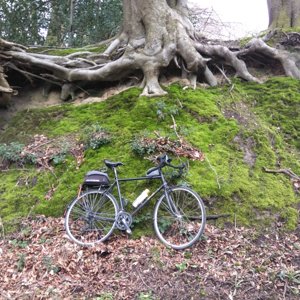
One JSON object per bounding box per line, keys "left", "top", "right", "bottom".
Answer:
{"left": 0, "top": 77, "right": 299, "bottom": 234}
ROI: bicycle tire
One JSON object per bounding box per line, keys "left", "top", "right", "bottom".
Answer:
{"left": 65, "top": 190, "right": 118, "bottom": 246}
{"left": 153, "top": 186, "right": 206, "bottom": 250}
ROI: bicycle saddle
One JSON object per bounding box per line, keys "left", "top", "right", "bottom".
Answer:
{"left": 104, "top": 159, "right": 124, "bottom": 169}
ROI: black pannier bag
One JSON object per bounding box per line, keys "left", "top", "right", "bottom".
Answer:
{"left": 83, "top": 171, "right": 110, "bottom": 188}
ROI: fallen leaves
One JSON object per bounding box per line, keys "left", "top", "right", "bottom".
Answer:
{"left": 139, "top": 134, "right": 205, "bottom": 162}
{"left": 21, "top": 134, "right": 84, "bottom": 169}
{"left": 0, "top": 216, "right": 299, "bottom": 299}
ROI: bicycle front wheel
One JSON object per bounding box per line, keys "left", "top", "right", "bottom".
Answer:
{"left": 153, "top": 186, "right": 206, "bottom": 250}
{"left": 65, "top": 190, "right": 118, "bottom": 246}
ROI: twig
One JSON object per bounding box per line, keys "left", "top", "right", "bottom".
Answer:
{"left": 283, "top": 280, "right": 288, "bottom": 300}
{"left": 263, "top": 167, "right": 300, "bottom": 180}
{"left": 0, "top": 217, "right": 4, "bottom": 238}
{"left": 228, "top": 83, "right": 235, "bottom": 98}
{"left": 1, "top": 168, "right": 31, "bottom": 172}
{"left": 206, "top": 213, "right": 231, "bottom": 220}
{"left": 77, "top": 185, "right": 83, "bottom": 198}
{"left": 214, "top": 64, "right": 231, "bottom": 84}
{"left": 26, "top": 138, "right": 55, "bottom": 150}
{"left": 26, "top": 206, "right": 35, "bottom": 219}
{"left": 205, "top": 156, "right": 221, "bottom": 189}
{"left": 137, "top": 268, "right": 152, "bottom": 290}
{"left": 234, "top": 213, "right": 237, "bottom": 231}
{"left": 176, "top": 98, "right": 183, "bottom": 108}
{"left": 171, "top": 114, "right": 182, "bottom": 144}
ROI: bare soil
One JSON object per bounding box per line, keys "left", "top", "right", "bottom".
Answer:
{"left": 0, "top": 83, "right": 132, "bottom": 130}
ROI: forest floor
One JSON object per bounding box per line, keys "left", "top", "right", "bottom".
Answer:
{"left": 0, "top": 216, "right": 299, "bottom": 299}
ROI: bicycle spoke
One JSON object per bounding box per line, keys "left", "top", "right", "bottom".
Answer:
{"left": 154, "top": 187, "right": 206, "bottom": 250}
{"left": 65, "top": 191, "right": 117, "bottom": 246}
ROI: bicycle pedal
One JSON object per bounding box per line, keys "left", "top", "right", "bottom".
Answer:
{"left": 126, "top": 228, "right": 132, "bottom": 235}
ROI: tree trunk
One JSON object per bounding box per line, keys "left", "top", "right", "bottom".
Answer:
{"left": 69, "top": 0, "right": 75, "bottom": 47}
{"left": 46, "top": 0, "right": 67, "bottom": 46}
{"left": 268, "top": 0, "right": 300, "bottom": 28}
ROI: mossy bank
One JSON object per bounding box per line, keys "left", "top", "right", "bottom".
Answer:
{"left": 0, "top": 77, "right": 299, "bottom": 234}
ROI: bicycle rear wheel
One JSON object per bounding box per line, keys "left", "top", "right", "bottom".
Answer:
{"left": 65, "top": 190, "right": 118, "bottom": 246}
{"left": 153, "top": 186, "right": 206, "bottom": 250}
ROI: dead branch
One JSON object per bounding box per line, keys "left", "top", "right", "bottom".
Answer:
{"left": 170, "top": 115, "right": 183, "bottom": 144}
{"left": 214, "top": 64, "right": 232, "bottom": 84}
{"left": 206, "top": 213, "right": 231, "bottom": 220}
{"left": 262, "top": 167, "right": 300, "bottom": 180}
{"left": 263, "top": 167, "right": 300, "bottom": 192}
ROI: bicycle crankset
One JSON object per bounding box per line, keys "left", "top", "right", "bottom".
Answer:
{"left": 116, "top": 211, "right": 133, "bottom": 234}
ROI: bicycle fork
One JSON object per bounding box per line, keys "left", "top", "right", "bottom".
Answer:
{"left": 164, "top": 188, "right": 182, "bottom": 219}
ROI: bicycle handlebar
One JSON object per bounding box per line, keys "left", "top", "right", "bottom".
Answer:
{"left": 155, "top": 154, "right": 186, "bottom": 172}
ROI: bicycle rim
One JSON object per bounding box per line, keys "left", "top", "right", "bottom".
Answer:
{"left": 65, "top": 191, "right": 118, "bottom": 246}
{"left": 154, "top": 186, "right": 206, "bottom": 250}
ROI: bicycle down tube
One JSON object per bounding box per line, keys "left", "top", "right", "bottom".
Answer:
{"left": 107, "top": 167, "right": 166, "bottom": 213}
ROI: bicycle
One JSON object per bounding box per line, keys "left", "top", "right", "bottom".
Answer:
{"left": 65, "top": 154, "right": 206, "bottom": 250}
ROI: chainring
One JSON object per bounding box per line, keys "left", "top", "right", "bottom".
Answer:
{"left": 116, "top": 211, "right": 133, "bottom": 231}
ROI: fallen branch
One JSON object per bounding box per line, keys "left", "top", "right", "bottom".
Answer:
{"left": 263, "top": 167, "right": 300, "bottom": 192}
{"left": 206, "top": 213, "right": 231, "bottom": 220}
{"left": 262, "top": 167, "right": 300, "bottom": 180}
{"left": 205, "top": 156, "right": 221, "bottom": 189}
{"left": 170, "top": 114, "right": 183, "bottom": 144}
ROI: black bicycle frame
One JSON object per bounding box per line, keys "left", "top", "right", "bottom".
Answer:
{"left": 101, "top": 167, "right": 170, "bottom": 215}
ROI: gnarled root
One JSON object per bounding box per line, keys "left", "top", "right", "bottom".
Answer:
{"left": 240, "top": 38, "right": 300, "bottom": 79}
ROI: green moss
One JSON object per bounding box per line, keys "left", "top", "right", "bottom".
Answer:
{"left": 0, "top": 79, "right": 299, "bottom": 233}
{"left": 29, "top": 45, "right": 107, "bottom": 56}
{"left": 280, "top": 207, "right": 299, "bottom": 230}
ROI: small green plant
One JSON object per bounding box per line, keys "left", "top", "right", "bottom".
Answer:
{"left": 0, "top": 142, "right": 37, "bottom": 165}
{"left": 51, "top": 142, "right": 70, "bottom": 165}
{"left": 150, "top": 247, "right": 164, "bottom": 268}
{"left": 83, "top": 123, "right": 111, "bottom": 150}
{"left": 184, "top": 251, "right": 192, "bottom": 259}
{"left": 17, "top": 253, "right": 26, "bottom": 272}
{"left": 277, "top": 270, "right": 300, "bottom": 284}
{"left": 42, "top": 255, "right": 61, "bottom": 274}
{"left": 138, "top": 291, "right": 154, "bottom": 300}
{"left": 131, "top": 136, "right": 156, "bottom": 156}
{"left": 175, "top": 261, "right": 188, "bottom": 272}
{"left": 0, "top": 142, "right": 24, "bottom": 162}
{"left": 94, "top": 292, "right": 114, "bottom": 300}
{"left": 132, "top": 212, "right": 152, "bottom": 227}
{"left": 155, "top": 100, "right": 179, "bottom": 121}
{"left": 10, "top": 239, "right": 29, "bottom": 248}
{"left": 20, "top": 226, "right": 32, "bottom": 237}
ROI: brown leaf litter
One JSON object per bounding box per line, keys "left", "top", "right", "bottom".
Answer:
{"left": 0, "top": 217, "right": 299, "bottom": 299}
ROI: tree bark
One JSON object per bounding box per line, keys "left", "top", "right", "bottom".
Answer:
{"left": 268, "top": 0, "right": 300, "bottom": 28}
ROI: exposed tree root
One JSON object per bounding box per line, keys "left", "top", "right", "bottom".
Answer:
{"left": 1, "top": 2, "right": 300, "bottom": 105}
{"left": 240, "top": 38, "right": 300, "bottom": 79}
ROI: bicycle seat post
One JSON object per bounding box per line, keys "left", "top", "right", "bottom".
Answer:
{"left": 112, "top": 167, "right": 124, "bottom": 210}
